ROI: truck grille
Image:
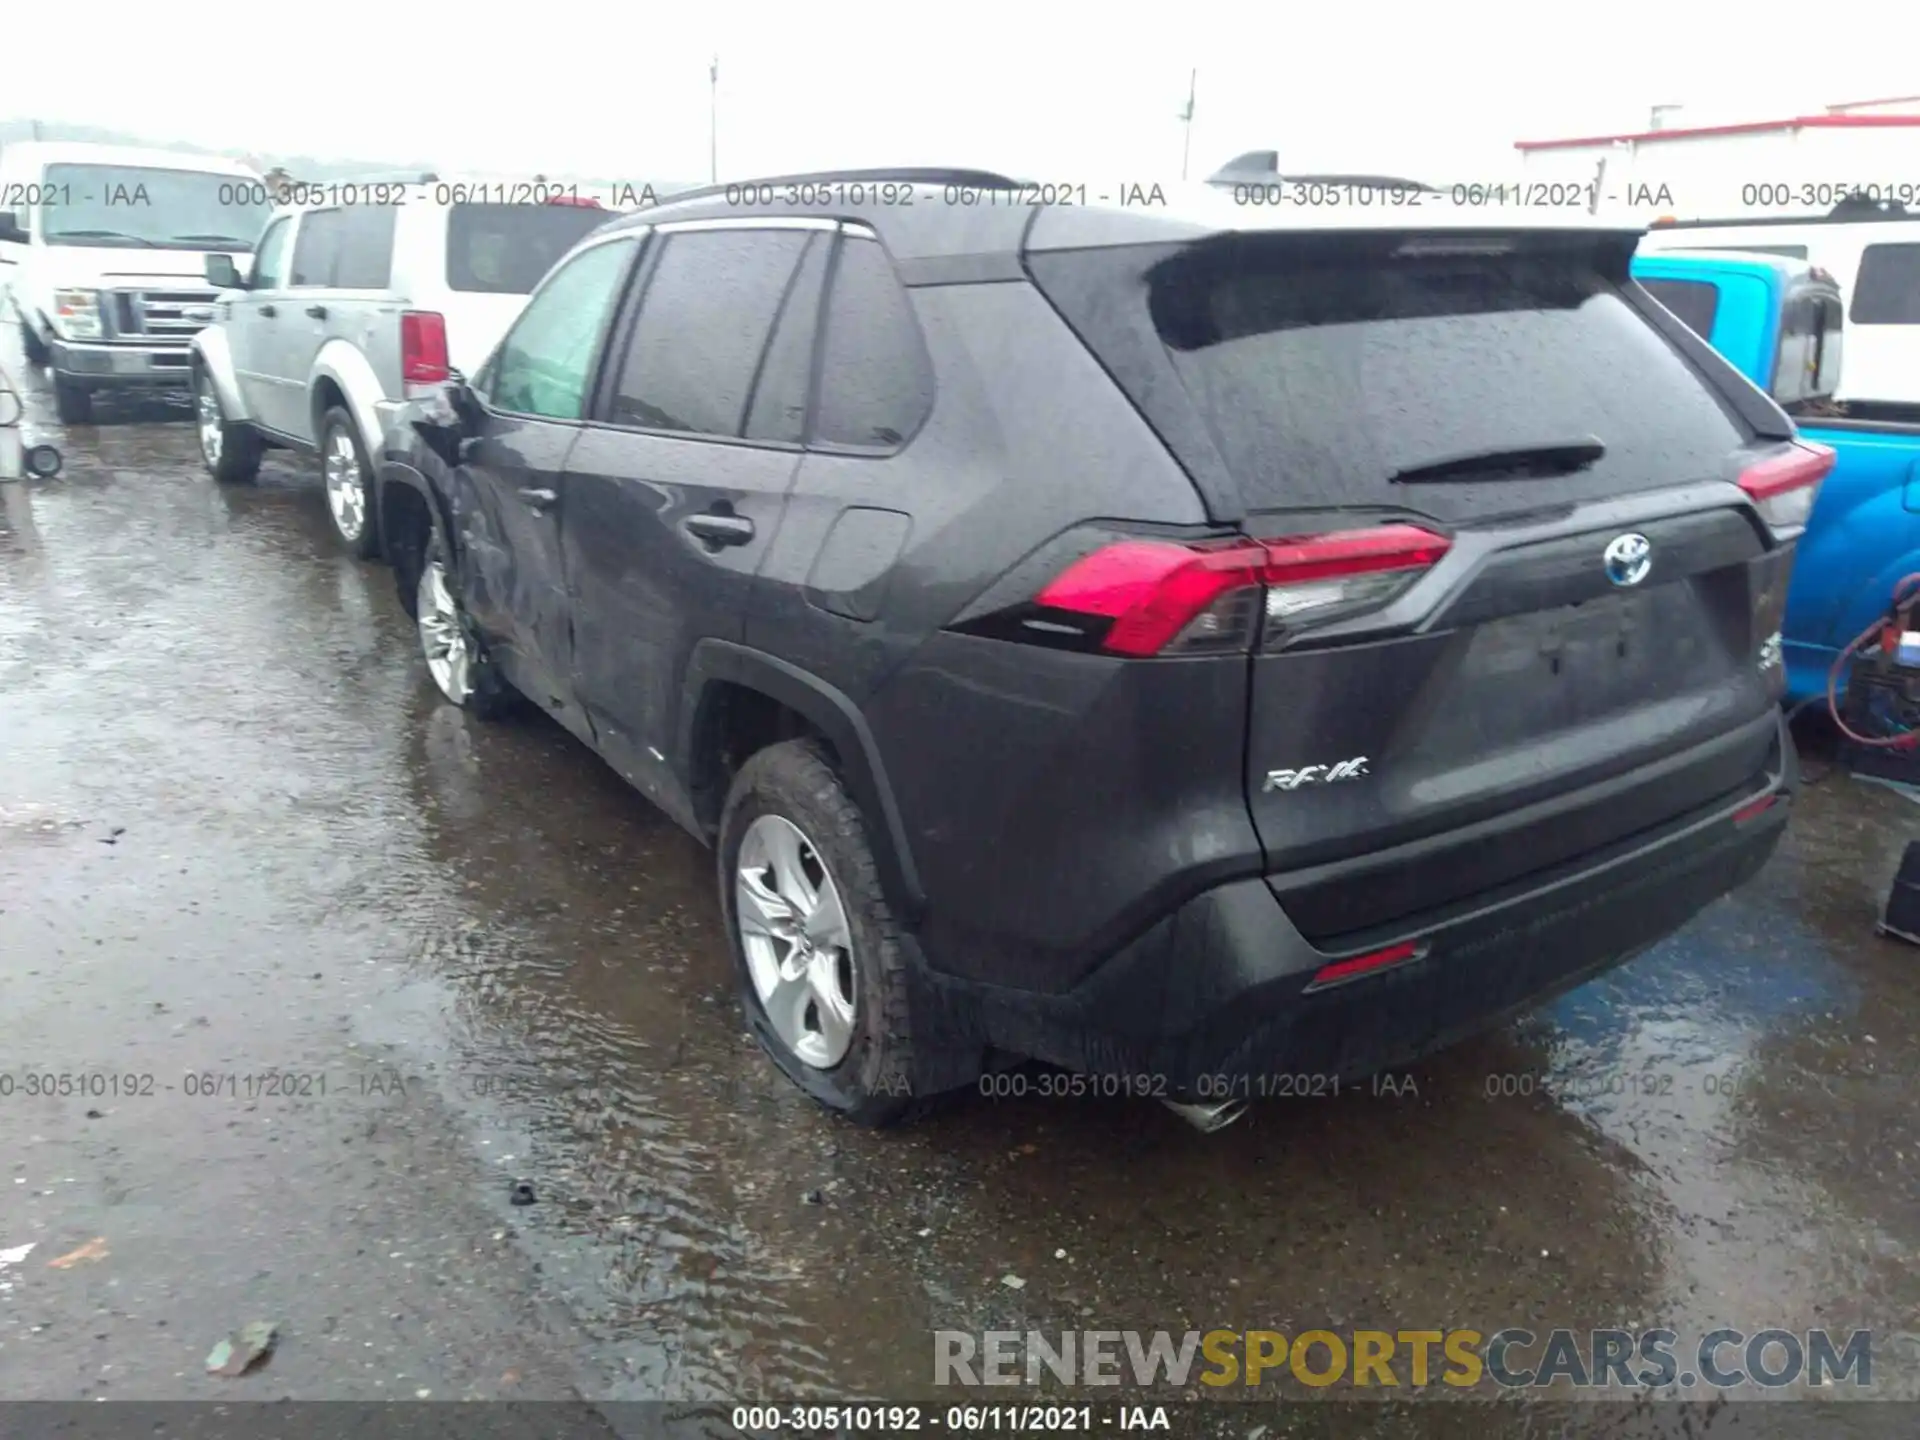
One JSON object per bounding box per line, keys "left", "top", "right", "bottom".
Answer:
{"left": 108, "top": 289, "right": 220, "bottom": 340}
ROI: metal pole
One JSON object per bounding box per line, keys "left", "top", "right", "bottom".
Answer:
{"left": 1179, "top": 69, "right": 1197, "bottom": 181}
{"left": 709, "top": 56, "right": 719, "bottom": 183}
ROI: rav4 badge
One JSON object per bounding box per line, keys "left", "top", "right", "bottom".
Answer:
{"left": 1263, "top": 757, "right": 1370, "bottom": 792}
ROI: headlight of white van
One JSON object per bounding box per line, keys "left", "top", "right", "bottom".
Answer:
{"left": 52, "top": 289, "right": 103, "bottom": 339}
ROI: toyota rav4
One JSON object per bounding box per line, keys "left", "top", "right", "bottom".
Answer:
{"left": 373, "top": 168, "right": 1821, "bottom": 1127}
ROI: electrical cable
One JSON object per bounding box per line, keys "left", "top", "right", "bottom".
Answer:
{"left": 1826, "top": 571, "right": 1920, "bottom": 749}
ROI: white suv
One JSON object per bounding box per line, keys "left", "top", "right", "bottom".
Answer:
{"left": 189, "top": 181, "right": 614, "bottom": 555}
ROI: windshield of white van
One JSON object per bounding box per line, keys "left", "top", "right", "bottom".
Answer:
{"left": 39, "top": 165, "right": 271, "bottom": 251}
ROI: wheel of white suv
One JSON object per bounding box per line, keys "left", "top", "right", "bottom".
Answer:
{"left": 719, "top": 739, "right": 925, "bottom": 1126}
{"left": 193, "top": 370, "right": 263, "bottom": 484}
{"left": 414, "top": 532, "right": 515, "bottom": 717}
{"left": 51, "top": 375, "right": 92, "bottom": 426}
{"left": 319, "top": 406, "right": 379, "bottom": 558}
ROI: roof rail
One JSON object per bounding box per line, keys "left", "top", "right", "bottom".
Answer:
{"left": 640, "top": 167, "right": 1027, "bottom": 209}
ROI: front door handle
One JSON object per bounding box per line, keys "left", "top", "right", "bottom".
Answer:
{"left": 518, "top": 486, "right": 558, "bottom": 514}
{"left": 258, "top": 304, "right": 277, "bottom": 317}
{"left": 304, "top": 304, "right": 328, "bottom": 320}
{"left": 683, "top": 511, "right": 756, "bottom": 547}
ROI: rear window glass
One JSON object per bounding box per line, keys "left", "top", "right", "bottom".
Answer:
{"left": 1035, "top": 233, "right": 1747, "bottom": 516}
{"left": 1852, "top": 243, "right": 1920, "bottom": 324}
{"left": 446, "top": 203, "right": 611, "bottom": 294}
{"left": 1638, "top": 277, "right": 1720, "bottom": 340}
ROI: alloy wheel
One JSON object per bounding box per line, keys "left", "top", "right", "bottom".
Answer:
{"left": 196, "top": 384, "right": 223, "bottom": 468}
{"left": 736, "top": 814, "right": 858, "bottom": 1069}
{"left": 416, "top": 558, "right": 473, "bottom": 703}
{"left": 323, "top": 425, "right": 366, "bottom": 541}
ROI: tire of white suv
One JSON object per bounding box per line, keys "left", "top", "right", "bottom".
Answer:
{"left": 413, "top": 531, "right": 516, "bottom": 717}
{"left": 319, "top": 406, "right": 380, "bottom": 559}
{"left": 51, "top": 374, "right": 92, "bottom": 426}
{"left": 19, "top": 318, "right": 49, "bottom": 367}
{"left": 193, "top": 370, "right": 263, "bottom": 484}
{"left": 718, "top": 739, "right": 924, "bottom": 1127}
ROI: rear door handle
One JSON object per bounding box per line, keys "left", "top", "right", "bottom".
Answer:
{"left": 683, "top": 512, "right": 756, "bottom": 547}
{"left": 518, "top": 487, "right": 558, "bottom": 514}
{"left": 258, "top": 304, "right": 277, "bottom": 317}
{"left": 304, "top": 304, "right": 328, "bottom": 320}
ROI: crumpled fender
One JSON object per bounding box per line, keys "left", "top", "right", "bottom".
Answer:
{"left": 189, "top": 327, "right": 247, "bottom": 421}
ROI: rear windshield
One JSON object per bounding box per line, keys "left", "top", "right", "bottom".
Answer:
{"left": 1031, "top": 233, "right": 1749, "bottom": 517}
{"left": 445, "top": 203, "right": 611, "bottom": 294}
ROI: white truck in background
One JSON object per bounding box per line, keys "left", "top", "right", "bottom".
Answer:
{"left": 0, "top": 142, "right": 271, "bottom": 423}
{"left": 1516, "top": 98, "right": 1920, "bottom": 405}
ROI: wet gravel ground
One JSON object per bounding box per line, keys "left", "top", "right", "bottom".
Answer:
{"left": 3, "top": 341, "right": 1920, "bottom": 1433}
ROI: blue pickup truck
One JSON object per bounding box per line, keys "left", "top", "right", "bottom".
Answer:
{"left": 1631, "top": 250, "right": 1920, "bottom": 704}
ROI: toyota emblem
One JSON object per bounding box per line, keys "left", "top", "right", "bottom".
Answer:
{"left": 1603, "top": 533, "right": 1652, "bottom": 587}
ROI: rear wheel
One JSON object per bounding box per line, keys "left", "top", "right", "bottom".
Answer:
{"left": 719, "top": 739, "right": 927, "bottom": 1126}
{"left": 319, "top": 406, "right": 379, "bottom": 558}
{"left": 414, "top": 533, "right": 515, "bottom": 717}
{"left": 52, "top": 375, "right": 92, "bottom": 426}
{"left": 19, "top": 318, "right": 49, "bottom": 367}
{"left": 194, "top": 371, "right": 263, "bottom": 484}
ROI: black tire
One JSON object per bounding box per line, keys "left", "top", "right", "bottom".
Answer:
{"left": 718, "top": 739, "right": 929, "bottom": 1127}
{"left": 193, "top": 370, "right": 263, "bottom": 484}
{"left": 52, "top": 374, "right": 92, "bottom": 426}
{"left": 19, "top": 317, "right": 49, "bottom": 367}
{"left": 319, "top": 405, "right": 380, "bottom": 559}
{"left": 414, "top": 530, "right": 516, "bottom": 719}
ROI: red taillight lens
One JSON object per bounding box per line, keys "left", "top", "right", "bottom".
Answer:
{"left": 1033, "top": 523, "right": 1451, "bottom": 657}
{"left": 401, "top": 310, "right": 450, "bottom": 384}
{"left": 1307, "top": 940, "right": 1422, "bottom": 990}
{"left": 547, "top": 194, "right": 604, "bottom": 208}
{"left": 1738, "top": 443, "right": 1834, "bottom": 532}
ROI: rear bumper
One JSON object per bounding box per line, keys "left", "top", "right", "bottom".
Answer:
{"left": 920, "top": 715, "right": 1795, "bottom": 1089}
{"left": 50, "top": 338, "right": 193, "bottom": 387}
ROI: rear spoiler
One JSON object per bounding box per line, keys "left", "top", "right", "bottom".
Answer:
{"left": 1205, "top": 150, "right": 1440, "bottom": 193}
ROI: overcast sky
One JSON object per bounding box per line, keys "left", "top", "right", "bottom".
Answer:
{"left": 5, "top": 0, "right": 1914, "bottom": 183}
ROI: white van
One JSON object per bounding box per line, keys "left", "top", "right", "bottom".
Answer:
{"left": 1638, "top": 205, "right": 1920, "bottom": 407}
{"left": 0, "top": 142, "right": 270, "bottom": 423}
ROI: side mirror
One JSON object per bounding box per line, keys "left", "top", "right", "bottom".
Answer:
{"left": 0, "top": 212, "right": 27, "bottom": 244}
{"left": 204, "top": 253, "right": 244, "bottom": 289}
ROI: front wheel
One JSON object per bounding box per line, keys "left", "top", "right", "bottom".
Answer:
{"left": 194, "top": 371, "right": 262, "bottom": 484}
{"left": 414, "top": 533, "right": 515, "bottom": 717}
{"left": 51, "top": 374, "right": 92, "bottom": 426}
{"left": 19, "top": 318, "right": 49, "bottom": 367}
{"left": 719, "top": 739, "right": 928, "bottom": 1126}
{"left": 319, "top": 406, "right": 379, "bottom": 558}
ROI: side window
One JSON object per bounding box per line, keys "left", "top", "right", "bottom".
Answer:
{"left": 608, "top": 228, "right": 811, "bottom": 438}
{"left": 813, "top": 236, "right": 934, "bottom": 450}
{"left": 289, "top": 209, "right": 345, "bottom": 287}
{"left": 1637, "top": 277, "right": 1720, "bottom": 341}
{"left": 332, "top": 207, "right": 397, "bottom": 289}
{"left": 487, "top": 238, "right": 637, "bottom": 420}
{"left": 250, "top": 218, "right": 293, "bottom": 290}
{"left": 1852, "top": 243, "right": 1920, "bottom": 324}
{"left": 745, "top": 234, "right": 830, "bottom": 443}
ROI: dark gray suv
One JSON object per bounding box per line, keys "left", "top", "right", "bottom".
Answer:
{"left": 374, "top": 168, "right": 1824, "bottom": 1127}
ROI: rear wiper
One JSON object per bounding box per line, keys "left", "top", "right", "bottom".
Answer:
{"left": 1389, "top": 437, "right": 1606, "bottom": 484}
{"left": 47, "top": 229, "right": 157, "bottom": 247}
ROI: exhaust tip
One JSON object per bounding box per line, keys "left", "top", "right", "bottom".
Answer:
{"left": 1161, "top": 1096, "right": 1250, "bottom": 1134}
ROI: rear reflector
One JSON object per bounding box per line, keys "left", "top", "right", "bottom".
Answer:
{"left": 401, "top": 311, "right": 450, "bottom": 384}
{"left": 1738, "top": 444, "right": 1834, "bottom": 531}
{"left": 1733, "top": 794, "right": 1780, "bottom": 825}
{"left": 1034, "top": 523, "right": 1451, "bottom": 657}
{"left": 1307, "top": 940, "right": 1423, "bottom": 990}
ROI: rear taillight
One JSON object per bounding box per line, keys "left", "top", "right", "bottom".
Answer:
{"left": 547, "top": 194, "right": 604, "bottom": 208}
{"left": 401, "top": 310, "right": 450, "bottom": 384}
{"left": 1033, "top": 523, "right": 1451, "bottom": 657}
{"left": 1738, "top": 443, "right": 1834, "bottom": 533}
